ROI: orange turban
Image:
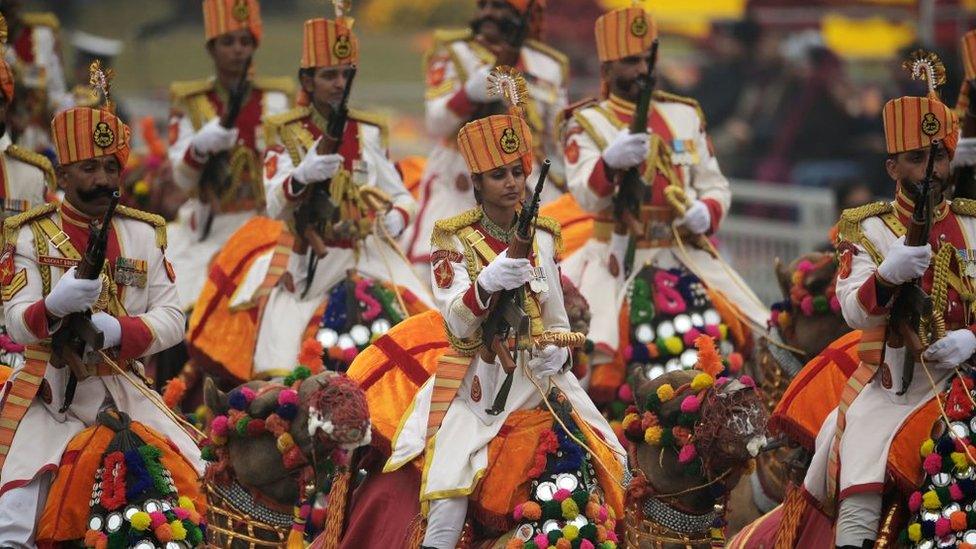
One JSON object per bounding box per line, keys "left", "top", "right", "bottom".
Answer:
{"left": 883, "top": 96, "right": 958, "bottom": 157}
{"left": 51, "top": 107, "right": 131, "bottom": 167}
{"left": 301, "top": 18, "right": 358, "bottom": 69}
{"left": 958, "top": 30, "right": 976, "bottom": 115}
{"left": 594, "top": 7, "right": 657, "bottom": 62}
{"left": 203, "top": 0, "right": 263, "bottom": 44}
{"left": 504, "top": 0, "right": 546, "bottom": 13}
{"left": 457, "top": 114, "right": 533, "bottom": 175}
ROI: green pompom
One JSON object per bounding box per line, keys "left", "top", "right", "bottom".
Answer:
{"left": 548, "top": 529, "right": 563, "bottom": 544}
{"left": 644, "top": 393, "right": 661, "bottom": 411}
{"left": 236, "top": 417, "right": 250, "bottom": 435}
{"left": 293, "top": 366, "right": 312, "bottom": 380}
{"left": 201, "top": 446, "right": 217, "bottom": 461}
{"left": 678, "top": 413, "right": 698, "bottom": 428}
{"left": 812, "top": 295, "right": 829, "bottom": 313}
{"left": 580, "top": 523, "right": 598, "bottom": 541}
{"left": 572, "top": 489, "right": 589, "bottom": 510}
{"left": 659, "top": 430, "right": 676, "bottom": 448}
{"left": 609, "top": 400, "right": 627, "bottom": 419}
{"left": 542, "top": 500, "right": 562, "bottom": 521}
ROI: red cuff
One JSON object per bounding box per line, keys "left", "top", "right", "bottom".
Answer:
{"left": 117, "top": 316, "right": 154, "bottom": 360}
{"left": 700, "top": 198, "right": 723, "bottom": 235}
{"left": 587, "top": 159, "right": 615, "bottom": 198}
{"left": 182, "top": 146, "right": 206, "bottom": 170}
{"left": 282, "top": 176, "right": 306, "bottom": 201}
{"left": 392, "top": 206, "right": 410, "bottom": 226}
{"left": 462, "top": 285, "right": 490, "bottom": 317}
{"left": 23, "top": 299, "right": 50, "bottom": 339}
{"left": 446, "top": 88, "right": 476, "bottom": 119}
{"left": 856, "top": 273, "right": 891, "bottom": 315}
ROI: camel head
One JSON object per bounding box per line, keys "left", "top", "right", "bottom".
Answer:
{"left": 772, "top": 251, "right": 850, "bottom": 358}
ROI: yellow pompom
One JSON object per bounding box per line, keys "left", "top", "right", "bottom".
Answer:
{"left": 920, "top": 439, "right": 935, "bottom": 457}
{"left": 952, "top": 452, "right": 970, "bottom": 471}
{"left": 621, "top": 413, "right": 639, "bottom": 430}
{"left": 561, "top": 498, "right": 579, "bottom": 520}
{"left": 691, "top": 373, "right": 714, "bottom": 391}
{"left": 170, "top": 520, "right": 187, "bottom": 540}
{"left": 719, "top": 323, "right": 730, "bottom": 340}
{"left": 562, "top": 524, "right": 579, "bottom": 540}
{"left": 133, "top": 180, "right": 150, "bottom": 196}
{"left": 908, "top": 523, "right": 922, "bottom": 541}
{"left": 656, "top": 384, "right": 675, "bottom": 402}
{"left": 277, "top": 433, "right": 296, "bottom": 453}
{"left": 644, "top": 426, "right": 663, "bottom": 445}
{"left": 211, "top": 434, "right": 226, "bottom": 445}
{"left": 791, "top": 271, "right": 803, "bottom": 286}
{"left": 130, "top": 511, "right": 151, "bottom": 531}
{"left": 923, "top": 490, "right": 942, "bottom": 510}
{"left": 664, "top": 336, "right": 684, "bottom": 355}
{"left": 178, "top": 496, "right": 195, "bottom": 512}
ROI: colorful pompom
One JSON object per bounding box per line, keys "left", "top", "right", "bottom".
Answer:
{"left": 211, "top": 415, "right": 229, "bottom": 437}
{"left": 656, "top": 384, "right": 675, "bottom": 402}
{"left": 952, "top": 510, "right": 968, "bottom": 532}
{"left": 130, "top": 511, "right": 151, "bottom": 531}
{"left": 561, "top": 498, "right": 579, "bottom": 520}
{"left": 644, "top": 426, "right": 663, "bottom": 445}
{"left": 678, "top": 444, "right": 698, "bottom": 464}
{"left": 936, "top": 517, "right": 951, "bottom": 538}
{"left": 553, "top": 488, "right": 571, "bottom": 502}
{"left": 563, "top": 525, "right": 579, "bottom": 541}
{"left": 907, "top": 523, "right": 921, "bottom": 542}
{"left": 921, "top": 438, "right": 935, "bottom": 457}
{"left": 923, "top": 453, "right": 943, "bottom": 475}
{"left": 922, "top": 490, "right": 942, "bottom": 510}
{"left": 908, "top": 491, "right": 922, "bottom": 513}
{"left": 523, "top": 501, "right": 542, "bottom": 521}
{"left": 690, "top": 373, "right": 714, "bottom": 391}
{"left": 680, "top": 395, "right": 701, "bottom": 414}
{"left": 533, "top": 534, "right": 550, "bottom": 548}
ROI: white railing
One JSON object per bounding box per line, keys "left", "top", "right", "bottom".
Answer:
{"left": 717, "top": 180, "right": 836, "bottom": 306}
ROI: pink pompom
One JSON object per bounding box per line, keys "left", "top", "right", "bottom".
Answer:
{"left": 240, "top": 387, "right": 256, "bottom": 403}
{"left": 955, "top": 438, "right": 972, "bottom": 452}
{"left": 829, "top": 295, "right": 841, "bottom": 313}
{"left": 951, "top": 483, "right": 965, "bottom": 501}
{"left": 740, "top": 375, "right": 756, "bottom": 388}
{"left": 908, "top": 491, "right": 922, "bottom": 513}
{"left": 607, "top": 530, "right": 619, "bottom": 542}
{"left": 623, "top": 345, "right": 633, "bottom": 362}
{"left": 936, "top": 517, "right": 952, "bottom": 537}
{"left": 799, "top": 295, "right": 814, "bottom": 316}
{"left": 533, "top": 534, "right": 550, "bottom": 548}
{"left": 716, "top": 376, "right": 729, "bottom": 386}
{"left": 211, "top": 415, "right": 230, "bottom": 437}
{"left": 149, "top": 511, "right": 168, "bottom": 528}
{"left": 796, "top": 259, "right": 814, "bottom": 273}
{"left": 553, "top": 488, "right": 571, "bottom": 502}
{"left": 728, "top": 352, "right": 744, "bottom": 371}
{"left": 680, "top": 395, "right": 700, "bottom": 414}
{"left": 704, "top": 324, "right": 721, "bottom": 339}
{"left": 580, "top": 541, "right": 595, "bottom": 549}
{"left": 598, "top": 505, "right": 608, "bottom": 522}
{"left": 923, "top": 453, "right": 943, "bottom": 475}
{"left": 683, "top": 328, "right": 702, "bottom": 347}
{"left": 341, "top": 347, "right": 358, "bottom": 363}
{"left": 277, "top": 389, "right": 299, "bottom": 406}
{"left": 617, "top": 384, "right": 633, "bottom": 402}
{"left": 172, "top": 508, "right": 190, "bottom": 520}
{"left": 513, "top": 503, "right": 524, "bottom": 521}
{"left": 678, "top": 444, "right": 698, "bottom": 464}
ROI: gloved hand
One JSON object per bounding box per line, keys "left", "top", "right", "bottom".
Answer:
{"left": 44, "top": 267, "right": 102, "bottom": 318}
{"left": 876, "top": 236, "right": 932, "bottom": 285}
{"left": 463, "top": 66, "right": 493, "bottom": 103}
{"left": 191, "top": 118, "right": 239, "bottom": 156}
{"left": 923, "top": 329, "right": 976, "bottom": 370}
{"left": 528, "top": 344, "right": 569, "bottom": 378}
{"left": 293, "top": 148, "right": 343, "bottom": 185}
{"left": 602, "top": 129, "right": 650, "bottom": 170}
{"left": 90, "top": 312, "right": 122, "bottom": 350}
{"left": 477, "top": 249, "right": 534, "bottom": 293}
{"left": 379, "top": 208, "right": 406, "bottom": 238}
{"left": 677, "top": 200, "right": 711, "bottom": 235}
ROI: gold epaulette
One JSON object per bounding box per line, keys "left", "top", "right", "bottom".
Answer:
{"left": 116, "top": 205, "right": 167, "bottom": 248}
{"left": 951, "top": 198, "right": 976, "bottom": 217}
{"left": 22, "top": 12, "right": 59, "bottom": 30}
{"left": 252, "top": 75, "right": 296, "bottom": 96}
{"left": 169, "top": 79, "right": 214, "bottom": 102}
{"left": 570, "top": 105, "right": 611, "bottom": 150}
{"left": 265, "top": 106, "right": 310, "bottom": 132}
{"left": 534, "top": 215, "right": 563, "bottom": 255}
{"left": 524, "top": 39, "right": 570, "bottom": 81}
{"left": 349, "top": 108, "right": 390, "bottom": 149}
{"left": 6, "top": 144, "right": 55, "bottom": 192}
{"left": 837, "top": 201, "right": 893, "bottom": 264}
{"left": 3, "top": 203, "right": 56, "bottom": 245}
{"left": 653, "top": 90, "right": 707, "bottom": 128}
{"left": 432, "top": 28, "right": 473, "bottom": 47}
{"left": 431, "top": 208, "right": 483, "bottom": 252}
{"left": 558, "top": 98, "right": 599, "bottom": 143}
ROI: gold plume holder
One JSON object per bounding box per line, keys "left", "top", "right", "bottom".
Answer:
{"left": 332, "top": 0, "right": 353, "bottom": 25}
{"left": 0, "top": 14, "right": 8, "bottom": 47}
{"left": 903, "top": 49, "right": 947, "bottom": 96}
{"left": 88, "top": 60, "right": 116, "bottom": 113}
{"left": 487, "top": 65, "right": 528, "bottom": 117}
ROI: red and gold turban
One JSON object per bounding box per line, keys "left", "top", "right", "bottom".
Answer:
{"left": 594, "top": 7, "right": 657, "bottom": 63}
{"left": 504, "top": 0, "right": 546, "bottom": 13}
{"left": 457, "top": 114, "right": 533, "bottom": 175}
{"left": 203, "top": 0, "right": 263, "bottom": 44}
{"left": 51, "top": 107, "right": 131, "bottom": 167}
{"left": 883, "top": 96, "right": 958, "bottom": 157}
{"left": 301, "top": 18, "right": 358, "bottom": 69}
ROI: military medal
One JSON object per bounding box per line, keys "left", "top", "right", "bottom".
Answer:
{"left": 115, "top": 257, "right": 148, "bottom": 288}
{"left": 529, "top": 265, "right": 548, "bottom": 294}
{"left": 958, "top": 248, "right": 976, "bottom": 278}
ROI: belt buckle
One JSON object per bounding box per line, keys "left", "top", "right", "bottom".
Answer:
{"left": 49, "top": 230, "right": 70, "bottom": 249}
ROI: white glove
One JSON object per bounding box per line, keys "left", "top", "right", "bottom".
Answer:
{"left": 477, "top": 249, "right": 534, "bottom": 293}
{"left": 528, "top": 344, "right": 569, "bottom": 378}
{"left": 379, "top": 208, "right": 406, "bottom": 238}
{"left": 923, "top": 329, "right": 976, "bottom": 370}
{"left": 191, "top": 118, "right": 239, "bottom": 156}
{"left": 876, "top": 236, "right": 932, "bottom": 285}
{"left": 602, "top": 129, "right": 650, "bottom": 170}
{"left": 463, "top": 66, "right": 493, "bottom": 103}
{"left": 293, "top": 149, "right": 343, "bottom": 185}
{"left": 90, "top": 312, "right": 122, "bottom": 350}
{"left": 678, "top": 200, "right": 711, "bottom": 235}
{"left": 44, "top": 267, "right": 102, "bottom": 318}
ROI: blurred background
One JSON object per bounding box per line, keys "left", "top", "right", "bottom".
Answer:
{"left": 18, "top": 0, "right": 976, "bottom": 301}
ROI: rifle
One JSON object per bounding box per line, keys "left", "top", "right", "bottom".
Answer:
{"left": 293, "top": 66, "right": 357, "bottom": 298}
{"left": 199, "top": 56, "right": 252, "bottom": 241}
{"left": 612, "top": 39, "right": 659, "bottom": 236}
{"left": 483, "top": 159, "right": 550, "bottom": 415}
{"left": 51, "top": 191, "right": 121, "bottom": 412}
{"left": 887, "top": 140, "right": 940, "bottom": 395}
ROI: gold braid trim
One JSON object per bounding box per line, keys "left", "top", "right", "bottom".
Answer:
{"left": 251, "top": 75, "right": 296, "bottom": 96}
{"left": 29, "top": 222, "right": 50, "bottom": 295}
{"left": 524, "top": 38, "right": 570, "bottom": 82}
{"left": 6, "top": 145, "right": 55, "bottom": 193}
{"left": 3, "top": 203, "right": 56, "bottom": 245}
{"left": 836, "top": 202, "right": 893, "bottom": 264}
{"left": 116, "top": 205, "right": 167, "bottom": 248}
{"left": 534, "top": 215, "right": 563, "bottom": 255}
{"left": 571, "top": 108, "right": 612, "bottom": 150}
{"left": 951, "top": 198, "right": 976, "bottom": 217}
{"left": 652, "top": 90, "right": 707, "bottom": 128}
{"left": 535, "top": 331, "right": 586, "bottom": 348}
{"left": 928, "top": 243, "right": 955, "bottom": 342}
{"left": 430, "top": 208, "right": 483, "bottom": 253}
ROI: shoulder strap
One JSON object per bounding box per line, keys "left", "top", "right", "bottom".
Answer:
{"left": 35, "top": 217, "right": 82, "bottom": 260}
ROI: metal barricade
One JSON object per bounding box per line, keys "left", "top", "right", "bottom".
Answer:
{"left": 717, "top": 180, "right": 836, "bottom": 305}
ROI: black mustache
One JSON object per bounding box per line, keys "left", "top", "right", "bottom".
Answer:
{"left": 78, "top": 186, "right": 117, "bottom": 201}
{"left": 471, "top": 15, "right": 519, "bottom": 36}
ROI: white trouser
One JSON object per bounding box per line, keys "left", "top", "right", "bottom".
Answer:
{"left": 422, "top": 496, "right": 468, "bottom": 549}
{"left": 835, "top": 492, "right": 881, "bottom": 547}
{"left": 0, "top": 472, "right": 51, "bottom": 548}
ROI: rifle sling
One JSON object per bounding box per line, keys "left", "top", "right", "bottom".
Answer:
{"left": 36, "top": 218, "right": 83, "bottom": 261}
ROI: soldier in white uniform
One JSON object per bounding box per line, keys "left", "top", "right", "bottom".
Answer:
{"left": 400, "top": 0, "right": 569, "bottom": 273}
{"left": 801, "top": 92, "right": 968, "bottom": 547}
{"left": 237, "top": 16, "right": 430, "bottom": 378}
{"left": 560, "top": 6, "right": 767, "bottom": 373}
{"left": 166, "top": 0, "right": 293, "bottom": 311}
{"left": 0, "top": 100, "right": 200, "bottom": 547}
{"left": 383, "top": 111, "right": 624, "bottom": 549}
